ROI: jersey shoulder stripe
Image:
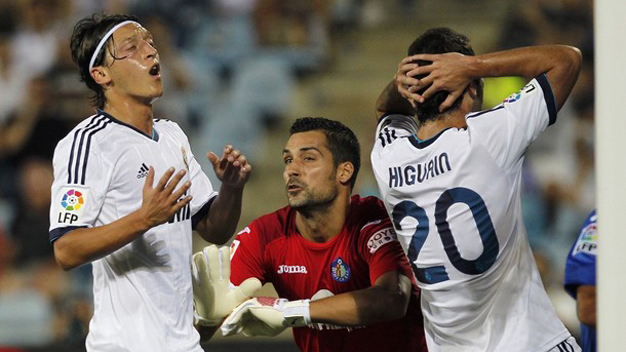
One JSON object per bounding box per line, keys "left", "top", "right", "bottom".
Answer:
{"left": 66, "top": 114, "right": 112, "bottom": 185}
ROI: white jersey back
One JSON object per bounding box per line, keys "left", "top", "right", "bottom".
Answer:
{"left": 49, "top": 111, "right": 215, "bottom": 352}
{"left": 371, "top": 75, "right": 570, "bottom": 351}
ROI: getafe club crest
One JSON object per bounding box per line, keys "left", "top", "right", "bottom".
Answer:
{"left": 330, "top": 257, "right": 351, "bottom": 282}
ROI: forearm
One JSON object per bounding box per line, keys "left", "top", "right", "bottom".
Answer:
{"left": 196, "top": 184, "right": 244, "bottom": 244}
{"left": 53, "top": 210, "right": 151, "bottom": 270}
{"left": 472, "top": 45, "right": 581, "bottom": 109}
{"left": 376, "top": 79, "right": 415, "bottom": 119}
{"left": 309, "top": 273, "right": 411, "bottom": 326}
{"left": 577, "top": 285, "right": 596, "bottom": 327}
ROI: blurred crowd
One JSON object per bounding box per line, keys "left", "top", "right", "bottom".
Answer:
{"left": 495, "top": 0, "right": 595, "bottom": 327}
{"left": 0, "top": 0, "right": 593, "bottom": 350}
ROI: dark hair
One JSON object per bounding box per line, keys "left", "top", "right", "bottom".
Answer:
{"left": 70, "top": 13, "right": 139, "bottom": 108}
{"left": 289, "top": 117, "right": 361, "bottom": 189}
{"left": 408, "top": 27, "right": 483, "bottom": 123}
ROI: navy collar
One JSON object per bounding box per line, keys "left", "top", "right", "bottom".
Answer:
{"left": 97, "top": 109, "right": 159, "bottom": 141}
{"left": 409, "top": 127, "right": 452, "bottom": 149}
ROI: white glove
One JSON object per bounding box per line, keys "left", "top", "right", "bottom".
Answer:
{"left": 221, "top": 297, "right": 311, "bottom": 337}
{"left": 192, "top": 245, "right": 261, "bottom": 326}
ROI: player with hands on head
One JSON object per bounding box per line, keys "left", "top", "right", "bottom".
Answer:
{"left": 372, "top": 28, "right": 582, "bottom": 352}
{"left": 210, "top": 117, "right": 427, "bottom": 352}
{"left": 49, "top": 13, "right": 251, "bottom": 352}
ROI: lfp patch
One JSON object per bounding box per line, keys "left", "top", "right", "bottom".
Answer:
{"left": 504, "top": 83, "right": 536, "bottom": 104}
{"left": 573, "top": 222, "right": 597, "bottom": 256}
{"left": 55, "top": 186, "right": 89, "bottom": 226}
{"left": 330, "top": 257, "right": 351, "bottom": 282}
{"left": 61, "top": 189, "right": 84, "bottom": 211}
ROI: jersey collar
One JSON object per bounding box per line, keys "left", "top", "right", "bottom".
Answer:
{"left": 98, "top": 109, "right": 159, "bottom": 141}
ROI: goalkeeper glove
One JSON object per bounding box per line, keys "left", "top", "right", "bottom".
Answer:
{"left": 192, "top": 245, "right": 261, "bottom": 326}
{"left": 221, "top": 297, "right": 311, "bottom": 337}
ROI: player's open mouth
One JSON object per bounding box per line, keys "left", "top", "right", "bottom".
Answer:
{"left": 287, "top": 183, "right": 303, "bottom": 193}
{"left": 149, "top": 63, "right": 161, "bottom": 77}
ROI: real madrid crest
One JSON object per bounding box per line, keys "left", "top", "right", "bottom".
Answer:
{"left": 181, "top": 146, "right": 189, "bottom": 172}
{"left": 330, "top": 257, "right": 351, "bottom": 282}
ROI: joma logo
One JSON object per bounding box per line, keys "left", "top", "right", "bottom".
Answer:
{"left": 277, "top": 265, "right": 308, "bottom": 274}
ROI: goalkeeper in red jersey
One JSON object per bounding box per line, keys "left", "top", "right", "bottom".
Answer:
{"left": 193, "top": 117, "right": 427, "bottom": 352}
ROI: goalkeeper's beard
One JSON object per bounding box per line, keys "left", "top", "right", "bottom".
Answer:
{"left": 287, "top": 183, "right": 339, "bottom": 213}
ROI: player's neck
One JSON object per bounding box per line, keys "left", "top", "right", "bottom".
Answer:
{"left": 416, "top": 92, "right": 477, "bottom": 140}
{"left": 416, "top": 113, "right": 467, "bottom": 140}
{"left": 295, "top": 194, "right": 350, "bottom": 243}
{"left": 103, "top": 97, "right": 154, "bottom": 135}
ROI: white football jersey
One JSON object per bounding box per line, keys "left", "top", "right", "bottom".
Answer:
{"left": 371, "top": 75, "right": 570, "bottom": 351}
{"left": 49, "top": 111, "right": 216, "bottom": 352}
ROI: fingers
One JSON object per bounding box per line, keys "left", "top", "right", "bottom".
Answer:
{"left": 164, "top": 169, "right": 188, "bottom": 195}
{"left": 207, "top": 151, "right": 219, "bottom": 169}
{"left": 210, "top": 145, "right": 253, "bottom": 185}
{"left": 192, "top": 251, "right": 207, "bottom": 286}
{"left": 234, "top": 277, "right": 262, "bottom": 302}
{"left": 439, "top": 91, "right": 463, "bottom": 112}
{"left": 143, "top": 166, "right": 155, "bottom": 193}
{"left": 205, "top": 245, "right": 219, "bottom": 282}
{"left": 219, "top": 246, "right": 231, "bottom": 280}
{"left": 155, "top": 167, "right": 175, "bottom": 190}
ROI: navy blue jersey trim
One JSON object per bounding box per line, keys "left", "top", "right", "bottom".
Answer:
{"left": 67, "top": 128, "right": 82, "bottom": 183}
{"left": 377, "top": 113, "right": 394, "bottom": 126}
{"left": 98, "top": 109, "right": 160, "bottom": 141}
{"left": 466, "top": 105, "right": 505, "bottom": 120}
{"left": 70, "top": 115, "right": 106, "bottom": 184}
{"left": 81, "top": 120, "right": 112, "bottom": 184}
{"left": 536, "top": 74, "right": 557, "bottom": 125}
{"left": 409, "top": 127, "right": 453, "bottom": 149}
{"left": 192, "top": 195, "right": 217, "bottom": 230}
{"left": 49, "top": 225, "right": 87, "bottom": 243}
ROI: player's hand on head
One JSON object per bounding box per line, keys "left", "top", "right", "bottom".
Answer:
{"left": 192, "top": 245, "right": 261, "bottom": 327}
{"left": 207, "top": 145, "right": 252, "bottom": 188}
{"left": 396, "top": 55, "right": 423, "bottom": 107}
{"left": 405, "top": 52, "right": 476, "bottom": 112}
{"left": 139, "top": 166, "right": 192, "bottom": 228}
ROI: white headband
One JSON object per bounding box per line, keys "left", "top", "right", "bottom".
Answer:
{"left": 88, "top": 20, "right": 139, "bottom": 71}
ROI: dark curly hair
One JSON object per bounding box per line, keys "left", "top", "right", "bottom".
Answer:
{"left": 70, "top": 13, "right": 139, "bottom": 108}
{"left": 408, "top": 27, "right": 483, "bottom": 124}
{"left": 289, "top": 117, "right": 361, "bottom": 189}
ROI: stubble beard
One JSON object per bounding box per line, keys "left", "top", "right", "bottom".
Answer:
{"left": 288, "top": 183, "right": 339, "bottom": 214}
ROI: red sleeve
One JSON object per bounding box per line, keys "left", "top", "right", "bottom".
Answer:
{"left": 358, "top": 217, "right": 414, "bottom": 285}
{"left": 230, "top": 220, "right": 267, "bottom": 286}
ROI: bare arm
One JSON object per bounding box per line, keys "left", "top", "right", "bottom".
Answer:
{"left": 195, "top": 146, "right": 251, "bottom": 245}
{"left": 53, "top": 167, "right": 192, "bottom": 270}
{"left": 576, "top": 285, "right": 596, "bottom": 327}
{"left": 309, "top": 271, "right": 412, "bottom": 326}
{"left": 402, "top": 45, "right": 582, "bottom": 112}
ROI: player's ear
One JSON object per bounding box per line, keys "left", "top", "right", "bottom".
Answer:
{"left": 90, "top": 66, "right": 112, "bottom": 86}
{"left": 338, "top": 162, "right": 354, "bottom": 186}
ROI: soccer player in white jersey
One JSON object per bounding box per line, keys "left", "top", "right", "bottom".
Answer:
{"left": 48, "top": 14, "right": 252, "bottom": 352}
{"left": 370, "top": 28, "right": 582, "bottom": 352}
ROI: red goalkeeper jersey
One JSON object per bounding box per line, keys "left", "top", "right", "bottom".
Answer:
{"left": 230, "top": 195, "right": 427, "bottom": 352}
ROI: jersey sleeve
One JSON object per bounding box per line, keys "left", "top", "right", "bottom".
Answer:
{"left": 466, "top": 74, "right": 557, "bottom": 168}
{"left": 229, "top": 221, "right": 268, "bottom": 286}
{"left": 564, "top": 211, "right": 597, "bottom": 298}
{"left": 167, "top": 121, "right": 217, "bottom": 229}
{"left": 49, "top": 131, "right": 112, "bottom": 243}
{"left": 358, "top": 216, "right": 414, "bottom": 285}
{"left": 187, "top": 147, "right": 218, "bottom": 229}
